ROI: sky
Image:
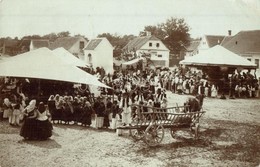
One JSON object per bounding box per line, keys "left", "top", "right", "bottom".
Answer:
{"left": 0, "top": 0, "right": 260, "bottom": 39}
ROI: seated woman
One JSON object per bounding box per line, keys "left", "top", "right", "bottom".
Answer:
{"left": 36, "top": 102, "right": 53, "bottom": 140}
{"left": 20, "top": 100, "right": 38, "bottom": 140}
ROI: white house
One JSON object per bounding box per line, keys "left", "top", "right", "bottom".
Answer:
{"left": 50, "top": 36, "right": 88, "bottom": 60}
{"left": 30, "top": 39, "right": 50, "bottom": 51}
{"left": 84, "top": 38, "right": 114, "bottom": 74}
{"left": 198, "top": 35, "right": 225, "bottom": 52}
{"left": 221, "top": 30, "right": 260, "bottom": 77}
{"left": 123, "top": 35, "right": 170, "bottom": 67}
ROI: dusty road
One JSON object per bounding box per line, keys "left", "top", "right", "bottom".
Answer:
{"left": 0, "top": 93, "right": 260, "bottom": 167}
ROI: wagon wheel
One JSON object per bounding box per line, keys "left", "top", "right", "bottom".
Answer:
{"left": 129, "top": 129, "right": 145, "bottom": 141}
{"left": 144, "top": 124, "right": 164, "bottom": 147}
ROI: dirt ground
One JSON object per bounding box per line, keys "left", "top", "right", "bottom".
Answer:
{"left": 0, "top": 92, "right": 260, "bottom": 167}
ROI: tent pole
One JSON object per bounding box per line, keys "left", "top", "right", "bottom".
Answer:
{"left": 37, "top": 79, "right": 41, "bottom": 102}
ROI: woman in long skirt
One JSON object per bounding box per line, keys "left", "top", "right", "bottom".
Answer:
{"left": 36, "top": 102, "right": 52, "bottom": 140}
{"left": 20, "top": 100, "right": 38, "bottom": 140}
{"left": 81, "top": 101, "right": 92, "bottom": 126}
{"left": 103, "top": 97, "right": 112, "bottom": 128}
{"left": 47, "top": 95, "right": 56, "bottom": 123}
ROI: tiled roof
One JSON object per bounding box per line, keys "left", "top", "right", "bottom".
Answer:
{"left": 49, "top": 37, "right": 82, "bottom": 50}
{"left": 220, "top": 36, "right": 233, "bottom": 46}
{"left": 186, "top": 40, "right": 200, "bottom": 51}
{"left": 205, "top": 35, "right": 225, "bottom": 48}
{"left": 123, "top": 36, "right": 160, "bottom": 51}
{"left": 31, "top": 40, "right": 49, "bottom": 49}
{"left": 222, "top": 30, "right": 260, "bottom": 54}
{"left": 84, "top": 39, "right": 102, "bottom": 50}
{"left": 0, "top": 39, "right": 19, "bottom": 47}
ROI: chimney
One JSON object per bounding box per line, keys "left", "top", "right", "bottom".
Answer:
{"left": 228, "top": 30, "right": 232, "bottom": 36}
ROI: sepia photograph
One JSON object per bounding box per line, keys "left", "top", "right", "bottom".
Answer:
{"left": 0, "top": 0, "right": 260, "bottom": 166}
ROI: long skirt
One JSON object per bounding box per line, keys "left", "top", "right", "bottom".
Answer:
{"left": 52, "top": 108, "right": 61, "bottom": 121}
{"left": 36, "top": 120, "right": 53, "bottom": 140}
{"left": 95, "top": 115, "right": 104, "bottom": 128}
{"left": 122, "top": 112, "right": 131, "bottom": 125}
{"left": 81, "top": 113, "right": 92, "bottom": 126}
{"left": 20, "top": 118, "right": 37, "bottom": 139}
{"left": 62, "top": 109, "right": 72, "bottom": 122}
{"left": 3, "top": 109, "right": 12, "bottom": 119}
{"left": 111, "top": 118, "right": 117, "bottom": 129}
{"left": 103, "top": 114, "right": 110, "bottom": 128}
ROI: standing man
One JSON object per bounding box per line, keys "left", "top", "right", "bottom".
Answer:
{"left": 119, "top": 90, "right": 132, "bottom": 126}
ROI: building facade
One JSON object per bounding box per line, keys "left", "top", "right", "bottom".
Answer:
{"left": 84, "top": 38, "right": 114, "bottom": 74}
{"left": 123, "top": 35, "right": 170, "bottom": 67}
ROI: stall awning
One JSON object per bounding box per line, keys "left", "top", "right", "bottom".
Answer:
{"left": 180, "top": 45, "right": 257, "bottom": 69}
{"left": 0, "top": 47, "right": 110, "bottom": 88}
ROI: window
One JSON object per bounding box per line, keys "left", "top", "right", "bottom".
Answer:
{"left": 158, "top": 55, "right": 162, "bottom": 57}
{"left": 255, "top": 59, "right": 259, "bottom": 68}
{"left": 247, "top": 58, "right": 251, "bottom": 61}
{"left": 149, "top": 42, "right": 152, "bottom": 47}
{"left": 79, "top": 41, "right": 85, "bottom": 49}
{"left": 156, "top": 43, "right": 160, "bottom": 47}
{"left": 88, "top": 53, "right": 92, "bottom": 63}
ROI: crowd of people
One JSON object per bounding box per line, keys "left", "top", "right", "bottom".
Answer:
{"left": 0, "top": 65, "right": 259, "bottom": 140}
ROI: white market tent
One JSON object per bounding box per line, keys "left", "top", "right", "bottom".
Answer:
{"left": 0, "top": 47, "right": 110, "bottom": 88}
{"left": 122, "top": 58, "right": 141, "bottom": 65}
{"left": 52, "top": 47, "right": 88, "bottom": 67}
{"left": 180, "top": 45, "right": 257, "bottom": 69}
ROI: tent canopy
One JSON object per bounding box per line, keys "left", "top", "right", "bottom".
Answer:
{"left": 180, "top": 45, "right": 257, "bottom": 69}
{"left": 0, "top": 47, "right": 110, "bottom": 88}
{"left": 122, "top": 58, "right": 142, "bottom": 65}
{"left": 52, "top": 47, "right": 89, "bottom": 67}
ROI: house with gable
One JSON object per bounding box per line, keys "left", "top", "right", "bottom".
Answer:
{"left": 50, "top": 36, "right": 88, "bottom": 60}
{"left": 221, "top": 30, "right": 260, "bottom": 75}
{"left": 84, "top": 38, "right": 114, "bottom": 74}
{"left": 184, "top": 40, "right": 201, "bottom": 58}
{"left": 122, "top": 34, "right": 170, "bottom": 67}
{"left": 30, "top": 39, "right": 50, "bottom": 50}
{"left": 0, "top": 39, "right": 19, "bottom": 56}
{"left": 198, "top": 35, "right": 225, "bottom": 51}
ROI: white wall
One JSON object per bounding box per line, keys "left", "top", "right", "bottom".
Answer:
{"left": 69, "top": 37, "right": 87, "bottom": 57}
{"left": 198, "top": 36, "right": 209, "bottom": 51}
{"left": 242, "top": 53, "right": 260, "bottom": 78}
{"left": 137, "top": 40, "right": 170, "bottom": 67}
{"left": 140, "top": 40, "right": 169, "bottom": 51}
{"left": 84, "top": 39, "right": 113, "bottom": 74}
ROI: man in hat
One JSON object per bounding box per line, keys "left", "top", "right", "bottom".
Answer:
{"left": 119, "top": 90, "right": 132, "bottom": 126}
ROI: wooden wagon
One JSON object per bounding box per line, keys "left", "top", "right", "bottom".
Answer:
{"left": 117, "top": 104, "right": 206, "bottom": 147}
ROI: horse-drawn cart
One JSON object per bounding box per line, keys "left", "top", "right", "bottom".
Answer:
{"left": 117, "top": 104, "right": 206, "bottom": 147}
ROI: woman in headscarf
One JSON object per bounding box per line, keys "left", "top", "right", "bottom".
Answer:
{"left": 103, "top": 97, "right": 112, "bottom": 128}
{"left": 36, "top": 102, "right": 52, "bottom": 140}
{"left": 20, "top": 99, "right": 38, "bottom": 140}
{"left": 81, "top": 101, "right": 93, "bottom": 127}
{"left": 47, "top": 95, "right": 56, "bottom": 123}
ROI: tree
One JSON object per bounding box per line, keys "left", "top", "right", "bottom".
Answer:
{"left": 74, "top": 34, "right": 89, "bottom": 42}
{"left": 57, "top": 31, "right": 70, "bottom": 38}
{"left": 142, "top": 17, "right": 190, "bottom": 54}
{"left": 42, "top": 33, "right": 58, "bottom": 42}
{"left": 97, "top": 33, "right": 135, "bottom": 57}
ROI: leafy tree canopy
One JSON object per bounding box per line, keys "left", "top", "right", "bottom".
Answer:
{"left": 141, "top": 17, "right": 191, "bottom": 54}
